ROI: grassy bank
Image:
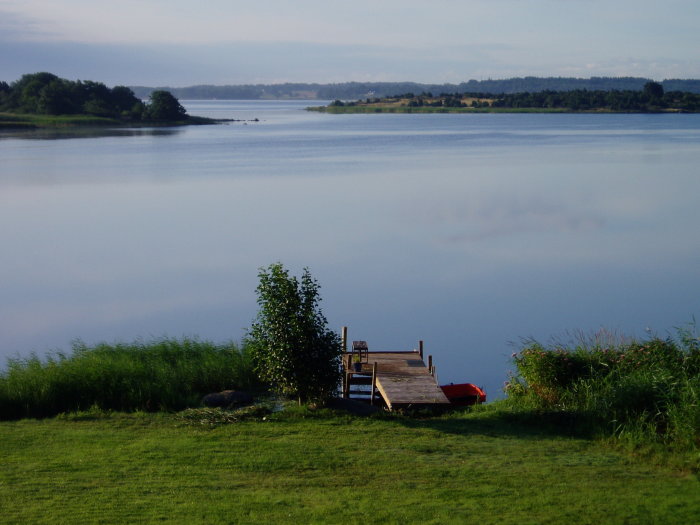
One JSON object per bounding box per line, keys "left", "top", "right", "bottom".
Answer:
{"left": 1, "top": 407, "right": 698, "bottom": 524}
{"left": 0, "top": 112, "right": 216, "bottom": 129}
{"left": 0, "top": 338, "right": 259, "bottom": 419}
{"left": 506, "top": 326, "right": 700, "bottom": 464}
{"left": 0, "top": 112, "right": 120, "bottom": 128}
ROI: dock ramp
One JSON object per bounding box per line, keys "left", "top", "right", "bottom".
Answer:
{"left": 343, "top": 350, "right": 450, "bottom": 410}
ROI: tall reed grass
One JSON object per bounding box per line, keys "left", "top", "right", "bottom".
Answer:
{"left": 0, "top": 338, "right": 260, "bottom": 419}
{"left": 506, "top": 323, "right": 700, "bottom": 453}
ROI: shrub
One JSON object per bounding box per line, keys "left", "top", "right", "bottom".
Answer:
{"left": 246, "top": 263, "right": 342, "bottom": 404}
{"left": 506, "top": 324, "right": 700, "bottom": 451}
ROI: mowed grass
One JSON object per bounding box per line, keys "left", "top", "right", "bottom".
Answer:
{"left": 1, "top": 407, "right": 698, "bottom": 524}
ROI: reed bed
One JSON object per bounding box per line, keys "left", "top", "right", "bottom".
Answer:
{"left": 0, "top": 338, "right": 259, "bottom": 419}
{"left": 506, "top": 324, "right": 700, "bottom": 456}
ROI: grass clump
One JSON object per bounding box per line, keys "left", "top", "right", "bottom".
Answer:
{"left": 0, "top": 338, "right": 260, "bottom": 419}
{"left": 176, "top": 405, "right": 274, "bottom": 427}
{"left": 505, "top": 323, "right": 700, "bottom": 466}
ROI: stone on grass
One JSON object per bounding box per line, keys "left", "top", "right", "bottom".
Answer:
{"left": 202, "top": 390, "right": 254, "bottom": 408}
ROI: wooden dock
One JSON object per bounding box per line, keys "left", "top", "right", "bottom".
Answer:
{"left": 341, "top": 337, "right": 450, "bottom": 410}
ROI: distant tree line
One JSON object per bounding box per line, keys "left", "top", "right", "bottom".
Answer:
{"left": 329, "top": 82, "right": 700, "bottom": 112}
{"left": 489, "top": 83, "right": 700, "bottom": 111}
{"left": 130, "top": 83, "right": 325, "bottom": 101}
{"left": 321, "top": 78, "right": 700, "bottom": 101}
{"left": 0, "top": 72, "right": 188, "bottom": 122}
{"left": 459, "top": 76, "right": 656, "bottom": 94}
{"left": 128, "top": 77, "right": 700, "bottom": 101}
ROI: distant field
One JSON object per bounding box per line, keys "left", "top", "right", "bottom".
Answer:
{"left": 308, "top": 104, "right": 571, "bottom": 114}
{"left": 1, "top": 407, "right": 698, "bottom": 524}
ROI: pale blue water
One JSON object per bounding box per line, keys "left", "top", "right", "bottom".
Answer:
{"left": 1, "top": 101, "right": 699, "bottom": 398}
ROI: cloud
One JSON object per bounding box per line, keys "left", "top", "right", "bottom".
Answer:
{"left": 2, "top": 1, "right": 699, "bottom": 84}
{"left": 561, "top": 58, "right": 700, "bottom": 80}
{"left": 0, "top": 40, "right": 506, "bottom": 85}
{"left": 0, "top": 1, "right": 513, "bottom": 46}
{"left": 0, "top": 6, "right": 58, "bottom": 41}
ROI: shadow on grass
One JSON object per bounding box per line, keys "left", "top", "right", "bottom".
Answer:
{"left": 265, "top": 397, "right": 594, "bottom": 441}
{"left": 380, "top": 405, "right": 597, "bottom": 442}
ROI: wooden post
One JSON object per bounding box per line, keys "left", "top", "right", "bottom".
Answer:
{"left": 419, "top": 340, "right": 424, "bottom": 360}
{"left": 370, "top": 362, "right": 378, "bottom": 405}
{"left": 428, "top": 354, "right": 432, "bottom": 372}
{"left": 341, "top": 327, "right": 348, "bottom": 396}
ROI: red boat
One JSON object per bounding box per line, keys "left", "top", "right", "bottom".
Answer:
{"left": 440, "top": 383, "right": 486, "bottom": 406}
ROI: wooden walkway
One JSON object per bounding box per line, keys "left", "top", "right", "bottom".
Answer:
{"left": 343, "top": 351, "right": 450, "bottom": 410}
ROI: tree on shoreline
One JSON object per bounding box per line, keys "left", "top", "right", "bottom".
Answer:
{"left": 246, "top": 263, "right": 342, "bottom": 404}
{"left": 143, "top": 90, "right": 187, "bottom": 121}
{"left": 0, "top": 72, "right": 189, "bottom": 122}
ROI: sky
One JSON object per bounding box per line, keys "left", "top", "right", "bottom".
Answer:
{"left": 1, "top": 0, "right": 700, "bottom": 86}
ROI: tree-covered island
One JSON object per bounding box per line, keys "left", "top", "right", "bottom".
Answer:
{"left": 309, "top": 82, "right": 700, "bottom": 113}
{"left": 0, "top": 72, "right": 215, "bottom": 128}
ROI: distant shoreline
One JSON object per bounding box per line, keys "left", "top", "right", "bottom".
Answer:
{"left": 306, "top": 105, "right": 693, "bottom": 114}
{"left": 127, "top": 77, "right": 700, "bottom": 101}
{"left": 307, "top": 86, "right": 700, "bottom": 114}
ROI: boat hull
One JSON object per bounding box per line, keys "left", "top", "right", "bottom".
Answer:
{"left": 440, "top": 383, "right": 486, "bottom": 405}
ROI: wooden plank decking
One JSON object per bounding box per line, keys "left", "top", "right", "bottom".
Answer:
{"left": 344, "top": 351, "right": 450, "bottom": 410}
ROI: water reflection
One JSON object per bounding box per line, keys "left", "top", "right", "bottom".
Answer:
{"left": 0, "top": 126, "right": 183, "bottom": 141}
{"left": 1, "top": 101, "right": 699, "bottom": 399}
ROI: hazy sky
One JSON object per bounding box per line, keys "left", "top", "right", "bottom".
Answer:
{"left": 2, "top": 0, "right": 699, "bottom": 86}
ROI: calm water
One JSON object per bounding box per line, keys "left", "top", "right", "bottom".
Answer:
{"left": 2, "top": 101, "right": 699, "bottom": 397}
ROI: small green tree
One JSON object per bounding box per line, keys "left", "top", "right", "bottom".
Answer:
{"left": 110, "top": 85, "right": 141, "bottom": 117}
{"left": 144, "top": 90, "right": 187, "bottom": 121}
{"left": 643, "top": 81, "right": 664, "bottom": 101}
{"left": 246, "top": 263, "right": 341, "bottom": 404}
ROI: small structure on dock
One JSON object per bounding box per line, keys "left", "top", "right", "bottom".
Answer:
{"left": 340, "top": 327, "right": 450, "bottom": 410}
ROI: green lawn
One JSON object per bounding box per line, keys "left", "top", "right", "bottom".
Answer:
{"left": 1, "top": 408, "right": 698, "bottom": 524}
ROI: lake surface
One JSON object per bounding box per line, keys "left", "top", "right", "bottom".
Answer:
{"left": 2, "top": 101, "right": 699, "bottom": 398}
